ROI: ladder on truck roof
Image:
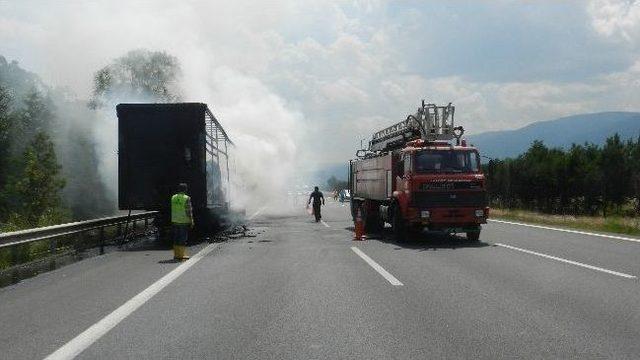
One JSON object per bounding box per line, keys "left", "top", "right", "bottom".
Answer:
{"left": 369, "top": 101, "right": 460, "bottom": 152}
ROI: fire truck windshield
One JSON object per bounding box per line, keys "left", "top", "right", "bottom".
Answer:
{"left": 414, "top": 150, "right": 480, "bottom": 173}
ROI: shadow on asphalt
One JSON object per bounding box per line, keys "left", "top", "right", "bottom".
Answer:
{"left": 158, "top": 259, "right": 181, "bottom": 264}
{"left": 344, "top": 226, "right": 490, "bottom": 250}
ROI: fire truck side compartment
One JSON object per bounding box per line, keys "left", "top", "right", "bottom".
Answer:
{"left": 352, "top": 153, "right": 394, "bottom": 201}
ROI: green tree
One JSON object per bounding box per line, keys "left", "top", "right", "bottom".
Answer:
{"left": 90, "top": 49, "right": 181, "bottom": 108}
{"left": 10, "top": 89, "right": 55, "bottom": 156}
{"left": 0, "top": 85, "right": 12, "bottom": 216}
{"left": 326, "top": 175, "right": 348, "bottom": 191}
{"left": 9, "top": 132, "right": 68, "bottom": 227}
{"left": 601, "top": 134, "right": 629, "bottom": 214}
{"left": 629, "top": 136, "right": 640, "bottom": 214}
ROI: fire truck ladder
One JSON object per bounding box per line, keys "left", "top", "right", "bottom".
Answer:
{"left": 368, "top": 101, "right": 463, "bottom": 152}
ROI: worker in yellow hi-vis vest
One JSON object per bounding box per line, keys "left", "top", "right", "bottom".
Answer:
{"left": 171, "top": 183, "right": 194, "bottom": 261}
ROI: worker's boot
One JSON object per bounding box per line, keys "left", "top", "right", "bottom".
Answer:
{"left": 173, "top": 245, "right": 180, "bottom": 260}
{"left": 178, "top": 245, "right": 189, "bottom": 261}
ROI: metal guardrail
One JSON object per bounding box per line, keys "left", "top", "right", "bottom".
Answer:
{"left": 0, "top": 211, "right": 159, "bottom": 286}
{"left": 0, "top": 211, "right": 159, "bottom": 251}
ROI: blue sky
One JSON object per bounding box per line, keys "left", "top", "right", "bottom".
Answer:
{"left": 1, "top": 0, "right": 639, "bottom": 164}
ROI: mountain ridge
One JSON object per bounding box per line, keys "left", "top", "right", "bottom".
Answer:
{"left": 317, "top": 111, "right": 640, "bottom": 181}
{"left": 467, "top": 111, "right": 640, "bottom": 159}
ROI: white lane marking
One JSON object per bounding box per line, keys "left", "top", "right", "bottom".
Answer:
{"left": 321, "top": 220, "right": 330, "bottom": 228}
{"left": 44, "top": 243, "right": 220, "bottom": 360}
{"left": 489, "top": 219, "right": 640, "bottom": 243}
{"left": 495, "top": 243, "right": 637, "bottom": 279}
{"left": 351, "top": 247, "right": 403, "bottom": 286}
{"left": 248, "top": 206, "right": 267, "bottom": 220}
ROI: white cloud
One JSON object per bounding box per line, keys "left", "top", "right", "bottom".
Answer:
{"left": 588, "top": 0, "right": 640, "bottom": 44}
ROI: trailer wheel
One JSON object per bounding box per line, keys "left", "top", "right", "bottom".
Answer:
{"left": 466, "top": 230, "right": 481, "bottom": 242}
{"left": 350, "top": 200, "right": 359, "bottom": 221}
{"left": 392, "top": 205, "right": 407, "bottom": 242}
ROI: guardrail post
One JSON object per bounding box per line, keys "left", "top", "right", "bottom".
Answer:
{"left": 48, "top": 238, "right": 57, "bottom": 272}
{"left": 11, "top": 245, "right": 19, "bottom": 268}
{"left": 99, "top": 226, "right": 105, "bottom": 255}
{"left": 49, "top": 238, "right": 57, "bottom": 255}
{"left": 10, "top": 245, "right": 20, "bottom": 283}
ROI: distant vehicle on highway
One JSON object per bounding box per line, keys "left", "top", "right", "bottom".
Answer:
{"left": 339, "top": 189, "right": 351, "bottom": 202}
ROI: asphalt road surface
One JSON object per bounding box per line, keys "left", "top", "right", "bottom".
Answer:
{"left": 2, "top": 198, "right": 640, "bottom": 359}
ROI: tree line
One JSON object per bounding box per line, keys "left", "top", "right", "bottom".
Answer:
{"left": 0, "top": 50, "right": 181, "bottom": 232}
{"left": 483, "top": 134, "right": 640, "bottom": 217}
{"left": 0, "top": 57, "right": 75, "bottom": 231}
{"left": 326, "top": 175, "right": 348, "bottom": 192}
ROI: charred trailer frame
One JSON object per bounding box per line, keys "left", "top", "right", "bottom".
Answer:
{"left": 117, "top": 103, "right": 233, "bottom": 236}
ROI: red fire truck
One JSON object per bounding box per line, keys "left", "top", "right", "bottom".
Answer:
{"left": 349, "top": 101, "right": 489, "bottom": 241}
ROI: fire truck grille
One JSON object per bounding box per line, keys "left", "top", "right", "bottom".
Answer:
{"left": 411, "top": 191, "right": 488, "bottom": 208}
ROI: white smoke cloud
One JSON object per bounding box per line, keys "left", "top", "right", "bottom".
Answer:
{"left": 181, "top": 66, "right": 304, "bottom": 211}
{"left": 0, "top": 0, "right": 317, "bottom": 213}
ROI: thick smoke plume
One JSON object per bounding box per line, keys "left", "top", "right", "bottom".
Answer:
{"left": 0, "top": 1, "right": 318, "bottom": 216}
{"left": 90, "top": 54, "right": 306, "bottom": 215}
{"left": 181, "top": 67, "right": 305, "bottom": 214}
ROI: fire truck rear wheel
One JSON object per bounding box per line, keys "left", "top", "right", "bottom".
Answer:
{"left": 363, "top": 205, "right": 383, "bottom": 233}
{"left": 466, "top": 230, "right": 481, "bottom": 242}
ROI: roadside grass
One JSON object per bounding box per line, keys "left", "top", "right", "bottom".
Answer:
{"left": 491, "top": 208, "right": 640, "bottom": 237}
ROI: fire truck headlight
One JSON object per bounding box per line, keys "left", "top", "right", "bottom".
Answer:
{"left": 421, "top": 210, "right": 430, "bottom": 218}
{"left": 474, "top": 209, "right": 484, "bottom": 217}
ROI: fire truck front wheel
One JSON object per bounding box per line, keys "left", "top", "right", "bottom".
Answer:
{"left": 392, "top": 205, "right": 408, "bottom": 242}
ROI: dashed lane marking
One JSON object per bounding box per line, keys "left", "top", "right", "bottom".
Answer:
{"left": 351, "top": 247, "right": 404, "bottom": 286}
{"left": 489, "top": 219, "right": 640, "bottom": 243}
{"left": 321, "top": 220, "right": 330, "bottom": 228}
{"left": 495, "top": 243, "right": 637, "bottom": 279}
{"left": 44, "top": 243, "right": 221, "bottom": 360}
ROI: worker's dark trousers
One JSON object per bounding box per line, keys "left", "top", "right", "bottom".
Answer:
{"left": 313, "top": 203, "right": 321, "bottom": 222}
{"left": 172, "top": 224, "right": 189, "bottom": 245}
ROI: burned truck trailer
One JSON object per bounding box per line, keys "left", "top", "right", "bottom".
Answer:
{"left": 117, "top": 103, "right": 233, "bottom": 234}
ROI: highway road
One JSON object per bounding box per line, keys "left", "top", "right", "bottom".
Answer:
{"left": 1, "top": 198, "right": 640, "bottom": 359}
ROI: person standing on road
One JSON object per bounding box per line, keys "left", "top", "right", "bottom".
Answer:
{"left": 307, "top": 186, "right": 325, "bottom": 222}
{"left": 171, "top": 183, "right": 194, "bottom": 261}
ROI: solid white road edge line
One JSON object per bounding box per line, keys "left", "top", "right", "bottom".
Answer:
{"left": 351, "top": 247, "right": 404, "bottom": 286}
{"left": 44, "top": 243, "right": 220, "bottom": 360}
{"left": 495, "top": 243, "right": 636, "bottom": 279}
{"left": 321, "top": 220, "right": 330, "bottom": 228}
{"left": 248, "top": 206, "right": 267, "bottom": 220}
{"left": 489, "top": 219, "right": 640, "bottom": 243}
